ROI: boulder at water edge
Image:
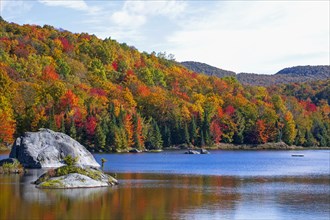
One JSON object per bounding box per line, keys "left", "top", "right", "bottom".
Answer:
{"left": 34, "top": 166, "right": 118, "bottom": 189}
{"left": 9, "top": 129, "right": 100, "bottom": 168}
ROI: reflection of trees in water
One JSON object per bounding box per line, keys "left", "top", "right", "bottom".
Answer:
{"left": 0, "top": 173, "right": 329, "bottom": 220}
{"left": 273, "top": 176, "right": 329, "bottom": 216}
{"left": 111, "top": 173, "right": 242, "bottom": 219}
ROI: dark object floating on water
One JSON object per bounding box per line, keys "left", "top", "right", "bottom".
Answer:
{"left": 200, "top": 149, "right": 210, "bottom": 154}
{"left": 185, "top": 150, "right": 200, "bottom": 154}
{"left": 292, "top": 154, "right": 304, "bottom": 157}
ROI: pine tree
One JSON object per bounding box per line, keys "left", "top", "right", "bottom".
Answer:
{"left": 163, "top": 124, "right": 172, "bottom": 148}
{"left": 189, "top": 116, "right": 198, "bottom": 145}
{"left": 202, "top": 110, "right": 211, "bottom": 145}
{"left": 69, "top": 120, "right": 77, "bottom": 140}
{"left": 172, "top": 118, "right": 182, "bottom": 145}
{"left": 60, "top": 116, "right": 66, "bottom": 134}
{"left": 183, "top": 122, "right": 190, "bottom": 145}
{"left": 304, "top": 130, "right": 315, "bottom": 147}
{"left": 48, "top": 108, "right": 57, "bottom": 131}
{"left": 146, "top": 120, "right": 163, "bottom": 149}
{"left": 95, "top": 124, "right": 106, "bottom": 149}
{"left": 312, "top": 120, "right": 330, "bottom": 147}
{"left": 153, "top": 122, "right": 163, "bottom": 149}
{"left": 233, "top": 111, "right": 245, "bottom": 144}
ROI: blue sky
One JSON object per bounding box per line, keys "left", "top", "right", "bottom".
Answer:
{"left": 0, "top": 0, "right": 329, "bottom": 74}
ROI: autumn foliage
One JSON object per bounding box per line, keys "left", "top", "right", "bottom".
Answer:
{"left": 0, "top": 18, "right": 329, "bottom": 150}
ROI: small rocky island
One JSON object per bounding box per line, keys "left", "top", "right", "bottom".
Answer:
{"left": 1, "top": 128, "right": 118, "bottom": 188}
{"left": 34, "top": 155, "right": 117, "bottom": 188}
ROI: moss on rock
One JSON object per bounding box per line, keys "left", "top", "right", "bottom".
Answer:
{"left": 34, "top": 165, "right": 118, "bottom": 188}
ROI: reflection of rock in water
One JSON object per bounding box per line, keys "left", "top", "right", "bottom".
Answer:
{"left": 20, "top": 169, "right": 50, "bottom": 204}
{"left": 42, "top": 187, "right": 109, "bottom": 201}
{"left": 19, "top": 169, "right": 112, "bottom": 203}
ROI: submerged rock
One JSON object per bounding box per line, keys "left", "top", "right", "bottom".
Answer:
{"left": 9, "top": 129, "right": 100, "bottom": 168}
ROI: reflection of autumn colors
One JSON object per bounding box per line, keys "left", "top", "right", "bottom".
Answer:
{"left": 0, "top": 173, "right": 329, "bottom": 220}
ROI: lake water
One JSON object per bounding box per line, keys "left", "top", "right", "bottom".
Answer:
{"left": 0, "top": 150, "right": 329, "bottom": 220}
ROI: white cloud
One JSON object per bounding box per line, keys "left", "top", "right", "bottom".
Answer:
{"left": 111, "top": 0, "right": 187, "bottom": 27}
{"left": 166, "top": 1, "right": 329, "bottom": 74}
{"left": 38, "top": 0, "right": 100, "bottom": 13}
{"left": 111, "top": 11, "right": 146, "bottom": 28}
{"left": 0, "top": 0, "right": 32, "bottom": 16}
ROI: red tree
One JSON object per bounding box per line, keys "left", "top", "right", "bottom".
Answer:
{"left": 85, "top": 116, "right": 97, "bottom": 136}
{"left": 256, "top": 119, "right": 268, "bottom": 144}
{"left": 124, "top": 113, "right": 134, "bottom": 148}
{"left": 210, "top": 119, "right": 222, "bottom": 144}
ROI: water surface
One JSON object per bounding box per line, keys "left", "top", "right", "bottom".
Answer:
{"left": 0, "top": 150, "right": 329, "bottom": 220}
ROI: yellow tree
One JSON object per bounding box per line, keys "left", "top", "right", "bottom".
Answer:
{"left": 282, "top": 111, "right": 297, "bottom": 145}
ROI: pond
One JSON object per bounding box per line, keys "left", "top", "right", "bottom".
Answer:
{"left": 0, "top": 150, "right": 329, "bottom": 220}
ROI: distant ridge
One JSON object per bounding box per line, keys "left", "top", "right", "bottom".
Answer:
{"left": 181, "top": 61, "right": 330, "bottom": 86}
{"left": 181, "top": 61, "right": 236, "bottom": 78}
{"left": 276, "top": 65, "right": 330, "bottom": 77}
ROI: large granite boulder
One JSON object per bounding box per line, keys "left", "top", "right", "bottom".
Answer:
{"left": 9, "top": 129, "right": 100, "bottom": 168}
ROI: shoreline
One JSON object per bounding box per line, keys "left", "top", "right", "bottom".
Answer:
{"left": 1, "top": 143, "right": 329, "bottom": 155}
{"left": 164, "top": 142, "right": 330, "bottom": 151}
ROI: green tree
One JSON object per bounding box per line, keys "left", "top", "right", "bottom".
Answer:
{"left": 56, "top": 58, "right": 71, "bottom": 78}
{"left": 233, "top": 111, "right": 245, "bottom": 144}
{"left": 163, "top": 124, "right": 172, "bottom": 148}
{"left": 69, "top": 120, "right": 77, "bottom": 140}
{"left": 202, "top": 110, "right": 211, "bottom": 145}
{"left": 146, "top": 120, "right": 163, "bottom": 149}
{"left": 60, "top": 116, "right": 66, "bottom": 134}
{"left": 88, "top": 58, "right": 106, "bottom": 80}
{"left": 189, "top": 116, "right": 198, "bottom": 145}
{"left": 95, "top": 124, "right": 106, "bottom": 149}
{"left": 183, "top": 122, "right": 190, "bottom": 145}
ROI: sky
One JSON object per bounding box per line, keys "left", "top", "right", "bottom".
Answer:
{"left": 0, "top": 0, "right": 329, "bottom": 74}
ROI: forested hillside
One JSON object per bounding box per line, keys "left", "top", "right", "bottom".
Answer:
{"left": 182, "top": 61, "right": 330, "bottom": 86}
{"left": 276, "top": 65, "right": 330, "bottom": 76}
{"left": 0, "top": 19, "right": 329, "bottom": 151}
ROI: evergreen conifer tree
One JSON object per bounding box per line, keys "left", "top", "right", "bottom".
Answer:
{"left": 69, "top": 120, "right": 77, "bottom": 140}
{"left": 95, "top": 124, "right": 106, "bottom": 149}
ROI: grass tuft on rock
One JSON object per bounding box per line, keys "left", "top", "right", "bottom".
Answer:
{"left": 0, "top": 160, "right": 24, "bottom": 174}
{"left": 38, "top": 178, "right": 64, "bottom": 188}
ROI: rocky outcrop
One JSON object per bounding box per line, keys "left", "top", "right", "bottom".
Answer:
{"left": 36, "top": 173, "right": 115, "bottom": 189}
{"left": 34, "top": 166, "right": 118, "bottom": 189}
{"left": 9, "top": 129, "right": 100, "bottom": 168}
{"left": 200, "top": 149, "right": 210, "bottom": 154}
{"left": 184, "top": 150, "right": 200, "bottom": 154}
